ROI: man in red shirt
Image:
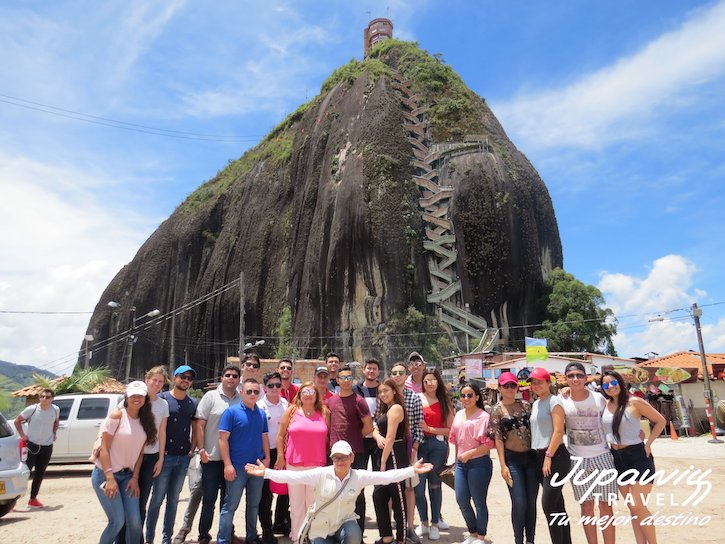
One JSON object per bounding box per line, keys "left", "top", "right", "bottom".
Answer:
{"left": 325, "top": 366, "right": 374, "bottom": 536}
{"left": 278, "top": 359, "right": 299, "bottom": 403}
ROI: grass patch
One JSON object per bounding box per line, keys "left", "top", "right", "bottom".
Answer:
{"left": 321, "top": 58, "right": 391, "bottom": 94}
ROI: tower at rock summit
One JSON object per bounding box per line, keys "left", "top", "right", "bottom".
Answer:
{"left": 83, "top": 35, "right": 563, "bottom": 380}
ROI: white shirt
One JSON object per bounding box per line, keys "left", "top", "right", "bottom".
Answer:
{"left": 20, "top": 403, "right": 59, "bottom": 446}
{"left": 144, "top": 396, "right": 170, "bottom": 454}
{"left": 257, "top": 395, "right": 288, "bottom": 447}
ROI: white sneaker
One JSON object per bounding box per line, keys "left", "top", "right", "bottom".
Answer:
{"left": 460, "top": 536, "right": 478, "bottom": 544}
{"left": 415, "top": 525, "right": 429, "bottom": 537}
{"left": 437, "top": 519, "right": 449, "bottom": 530}
{"left": 428, "top": 526, "right": 440, "bottom": 541}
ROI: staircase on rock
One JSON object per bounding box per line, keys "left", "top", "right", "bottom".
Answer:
{"left": 391, "top": 72, "right": 497, "bottom": 352}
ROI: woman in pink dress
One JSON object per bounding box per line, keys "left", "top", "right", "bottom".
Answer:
{"left": 276, "top": 381, "right": 330, "bottom": 544}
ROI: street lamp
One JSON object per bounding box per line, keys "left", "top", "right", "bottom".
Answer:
{"left": 83, "top": 334, "right": 94, "bottom": 369}
{"left": 691, "top": 302, "right": 723, "bottom": 444}
{"left": 124, "top": 307, "right": 162, "bottom": 382}
{"left": 243, "top": 339, "right": 265, "bottom": 353}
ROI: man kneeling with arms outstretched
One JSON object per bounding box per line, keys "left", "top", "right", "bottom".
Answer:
{"left": 246, "top": 440, "right": 433, "bottom": 544}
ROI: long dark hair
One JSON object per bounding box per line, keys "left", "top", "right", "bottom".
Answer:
{"left": 124, "top": 395, "right": 158, "bottom": 446}
{"left": 600, "top": 370, "right": 629, "bottom": 442}
{"left": 422, "top": 368, "right": 453, "bottom": 423}
{"left": 460, "top": 382, "right": 486, "bottom": 410}
{"left": 378, "top": 379, "right": 409, "bottom": 440}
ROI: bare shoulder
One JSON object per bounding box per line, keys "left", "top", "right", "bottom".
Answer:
{"left": 109, "top": 409, "right": 123, "bottom": 420}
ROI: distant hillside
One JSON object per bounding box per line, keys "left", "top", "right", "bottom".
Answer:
{"left": 0, "top": 360, "right": 57, "bottom": 391}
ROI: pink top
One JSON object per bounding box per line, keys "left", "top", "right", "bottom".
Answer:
{"left": 285, "top": 409, "right": 328, "bottom": 467}
{"left": 96, "top": 409, "right": 146, "bottom": 472}
{"left": 449, "top": 408, "right": 495, "bottom": 460}
{"left": 404, "top": 375, "right": 423, "bottom": 394}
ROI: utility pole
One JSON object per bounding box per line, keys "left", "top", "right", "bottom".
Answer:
{"left": 239, "top": 271, "right": 245, "bottom": 358}
{"left": 124, "top": 306, "right": 137, "bottom": 383}
{"left": 691, "top": 303, "right": 723, "bottom": 444}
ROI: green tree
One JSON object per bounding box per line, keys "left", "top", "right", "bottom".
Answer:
{"left": 534, "top": 268, "right": 617, "bottom": 355}
{"left": 33, "top": 366, "right": 111, "bottom": 395}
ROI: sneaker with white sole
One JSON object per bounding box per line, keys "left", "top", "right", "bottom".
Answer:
{"left": 428, "top": 526, "right": 440, "bottom": 541}
{"left": 437, "top": 519, "right": 449, "bottom": 531}
{"left": 415, "top": 525, "right": 429, "bottom": 537}
{"left": 460, "top": 536, "right": 478, "bottom": 544}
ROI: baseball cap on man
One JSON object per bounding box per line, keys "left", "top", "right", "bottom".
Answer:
{"left": 126, "top": 381, "right": 148, "bottom": 397}
{"left": 529, "top": 368, "right": 551, "bottom": 382}
{"left": 564, "top": 362, "right": 586, "bottom": 375}
{"left": 174, "top": 364, "right": 196, "bottom": 377}
{"left": 408, "top": 351, "right": 426, "bottom": 364}
{"left": 330, "top": 440, "right": 353, "bottom": 456}
{"left": 498, "top": 372, "right": 518, "bottom": 386}
{"left": 315, "top": 366, "right": 329, "bottom": 376}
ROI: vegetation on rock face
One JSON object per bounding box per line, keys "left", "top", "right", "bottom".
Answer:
{"left": 274, "top": 305, "right": 299, "bottom": 358}
{"left": 321, "top": 58, "right": 391, "bottom": 94}
{"left": 378, "top": 306, "right": 456, "bottom": 364}
{"left": 534, "top": 268, "right": 617, "bottom": 355}
{"left": 368, "top": 39, "right": 486, "bottom": 140}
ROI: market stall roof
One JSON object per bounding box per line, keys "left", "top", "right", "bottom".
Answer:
{"left": 637, "top": 351, "right": 725, "bottom": 379}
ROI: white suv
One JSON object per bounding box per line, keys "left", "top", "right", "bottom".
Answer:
{"left": 0, "top": 412, "right": 30, "bottom": 518}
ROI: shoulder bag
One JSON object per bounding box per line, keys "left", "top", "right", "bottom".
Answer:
{"left": 298, "top": 474, "right": 352, "bottom": 544}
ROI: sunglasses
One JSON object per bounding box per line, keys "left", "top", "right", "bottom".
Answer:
{"left": 408, "top": 361, "right": 424, "bottom": 367}
{"left": 300, "top": 389, "right": 316, "bottom": 397}
{"left": 177, "top": 374, "right": 194, "bottom": 381}
{"left": 245, "top": 389, "right": 261, "bottom": 395}
{"left": 390, "top": 370, "right": 407, "bottom": 376}
{"left": 423, "top": 379, "right": 437, "bottom": 385}
{"left": 331, "top": 455, "right": 350, "bottom": 463}
{"left": 245, "top": 362, "right": 261, "bottom": 369}
{"left": 460, "top": 393, "right": 475, "bottom": 399}
{"left": 266, "top": 382, "right": 282, "bottom": 389}
{"left": 501, "top": 382, "right": 518, "bottom": 389}
{"left": 338, "top": 375, "right": 354, "bottom": 382}
{"left": 223, "top": 373, "right": 240, "bottom": 379}
{"left": 279, "top": 365, "right": 292, "bottom": 371}
{"left": 602, "top": 379, "right": 619, "bottom": 390}
{"left": 566, "top": 373, "right": 586, "bottom": 380}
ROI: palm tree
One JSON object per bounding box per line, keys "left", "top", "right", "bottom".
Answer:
{"left": 33, "top": 366, "right": 112, "bottom": 395}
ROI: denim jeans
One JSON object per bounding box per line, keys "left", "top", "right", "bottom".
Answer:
{"left": 91, "top": 467, "right": 141, "bottom": 544}
{"left": 145, "top": 454, "right": 191, "bottom": 543}
{"left": 217, "top": 468, "right": 264, "bottom": 544}
{"left": 311, "top": 518, "right": 362, "bottom": 544}
{"left": 505, "top": 450, "right": 539, "bottom": 544}
{"left": 415, "top": 436, "right": 448, "bottom": 524}
{"left": 454, "top": 455, "right": 492, "bottom": 536}
{"left": 199, "top": 460, "right": 226, "bottom": 539}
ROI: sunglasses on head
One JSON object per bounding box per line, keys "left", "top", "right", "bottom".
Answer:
{"left": 245, "top": 362, "right": 261, "bottom": 369}
{"left": 266, "top": 382, "right": 282, "bottom": 389}
{"left": 245, "top": 389, "right": 261, "bottom": 395}
{"left": 223, "top": 373, "right": 240, "bottom": 379}
{"left": 300, "top": 389, "right": 316, "bottom": 397}
{"left": 602, "top": 379, "right": 619, "bottom": 390}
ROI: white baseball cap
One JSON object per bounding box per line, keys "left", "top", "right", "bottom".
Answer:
{"left": 330, "top": 440, "right": 353, "bottom": 457}
{"left": 126, "top": 380, "right": 148, "bottom": 397}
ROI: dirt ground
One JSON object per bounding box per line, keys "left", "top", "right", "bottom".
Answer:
{"left": 1, "top": 435, "right": 723, "bottom": 543}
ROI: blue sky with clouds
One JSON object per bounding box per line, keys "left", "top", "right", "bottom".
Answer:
{"left": 1, "top": 0, "right": 724, "bottom": 376}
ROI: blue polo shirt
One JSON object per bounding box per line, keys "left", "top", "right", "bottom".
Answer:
{"left": 219, "top": 402, "right": 268, "bottom": 467}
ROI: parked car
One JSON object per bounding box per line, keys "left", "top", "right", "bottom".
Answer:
{"left": 51, "top": 393, "right": 124, "bottom": 464}
{"left": 0, "top": 412, "right": 29, "bottom": 518}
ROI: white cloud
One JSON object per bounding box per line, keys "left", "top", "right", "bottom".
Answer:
{"left": 598, "top": 255, "right": 725, "bottom": 357}
{"left": 494, "top": 1, "right": 725, "bottom": 150}
{"left": 0, "top": 153, "right": 153, "bottom": 376}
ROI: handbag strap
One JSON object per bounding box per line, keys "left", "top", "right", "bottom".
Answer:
{"left": 308, "top": 472, "right": 352, "bottom": 519}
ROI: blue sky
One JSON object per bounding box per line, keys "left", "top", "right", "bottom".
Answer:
{"left": 1, "top": 0, "right": 724, "bottom": 376}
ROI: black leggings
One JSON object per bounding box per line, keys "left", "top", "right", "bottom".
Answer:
{"left": 259, "top": 448, "right": 290, "bottom": 536}
{"left": 536, "top": 445, "right": 572, "bottom": 544}
{"left": 26, "top": 443, "right": 53, "bottom": 499}
{"left": 372, "top": 481, "right": 406, "bottom": 541}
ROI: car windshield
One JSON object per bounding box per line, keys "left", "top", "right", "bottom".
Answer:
{"left": 0, "top": 414, "right": 12, "bottom": 439}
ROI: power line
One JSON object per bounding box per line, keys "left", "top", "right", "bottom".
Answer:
{"left": 0, "top": 310, "right": 93, "bottom": 315}
{"left": 0, "top": 93, "right": 266, "bottom": 143}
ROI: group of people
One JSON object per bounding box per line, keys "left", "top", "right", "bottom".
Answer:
{"left": 83, "top": 352, "right": 666, "bottom": 544}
